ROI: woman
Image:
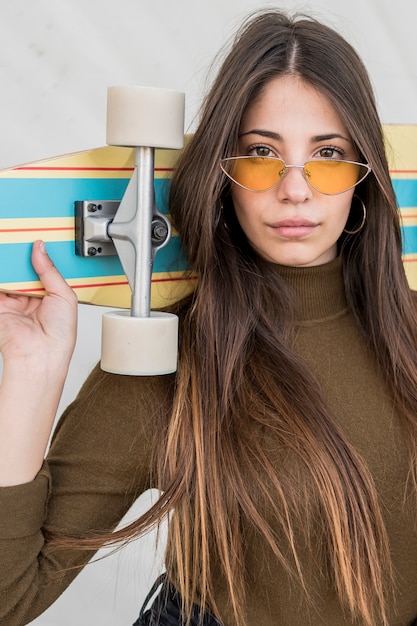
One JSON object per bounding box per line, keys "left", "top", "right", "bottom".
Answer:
{"left": 1, "top": 9, "right": 417, "bottom": 626}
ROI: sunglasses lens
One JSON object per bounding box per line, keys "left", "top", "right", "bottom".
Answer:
{"left": 222, "top": 157, "right": 285, "bottom": 191}
{"left": 305, "top": 161, "right": 369, "bottom": 194}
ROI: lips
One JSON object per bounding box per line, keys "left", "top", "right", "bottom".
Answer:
{"left": 268, "top": 219, "right": 319, "bottom": 239}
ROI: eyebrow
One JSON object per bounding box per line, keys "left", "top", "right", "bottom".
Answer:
{"left": 239, "top": 129, "right": 352, "bottom": 144}
{"left": 312, "top": 133, "right": 352, "bottom": 143}
{"left": 239, "top": 129, "right": 282, "bottom": 140}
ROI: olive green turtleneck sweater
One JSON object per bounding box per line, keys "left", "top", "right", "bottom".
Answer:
{"left": 1, "top": 258, "right": 417, "bottom": 625}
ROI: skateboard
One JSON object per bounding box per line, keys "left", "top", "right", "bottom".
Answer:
{"left": 0, "top": 144, "right": 195, "bottom": 309}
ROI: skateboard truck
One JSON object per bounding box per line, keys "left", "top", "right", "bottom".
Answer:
{"left": 79, "top": 86, "right": 185, "bottom": 376}
{"left": 75, "top": 202, "right": 170, "bottom": 258}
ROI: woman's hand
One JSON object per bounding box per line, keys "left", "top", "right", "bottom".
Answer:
{"left": 0, "top": 241, "right": 78, "bottom": 364}
{"left": 0, "top": 241, "right": 78, "bottom": 486}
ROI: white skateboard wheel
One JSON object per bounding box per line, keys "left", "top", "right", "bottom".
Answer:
{"left": 106, "top": 86, "right": 185, "bottom": 149}
{"left": 101, "top": 310, "right": 178, "bottom": 376}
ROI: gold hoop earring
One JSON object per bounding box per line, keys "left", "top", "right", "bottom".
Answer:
{"left": 343, "top": 195, "right": 366, "bottom": 235}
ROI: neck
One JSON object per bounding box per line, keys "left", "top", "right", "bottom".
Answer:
{"left": 274, "top": 257, "right": 347, "bottom": 321}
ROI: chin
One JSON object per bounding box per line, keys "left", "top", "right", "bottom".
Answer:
{"left": 260, "top": 246, "right": 338, "bottom": 268}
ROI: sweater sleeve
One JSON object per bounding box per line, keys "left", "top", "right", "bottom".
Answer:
{"left": 0, "top": 364, "right": 173, "bottom": 626}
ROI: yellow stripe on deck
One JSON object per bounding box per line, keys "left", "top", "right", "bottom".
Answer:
{"left": 403, "top": 255, "right": 417, "bottom": 291}
{"left": 0, "top": 146, "right": 179, "bottom": 180}
{"left": 69, "top": 273, "right": 196, "bottom": 308}
{"left": 0, "top": 272, "right": 197, "bottom": 309}
{"left": 385, "top": 126, "right": 417, "bottom": 171}
{"left": 400, "top": 208, "right": 417, "bottom": 227}
{"left": 0, "top": 218, "right": 74, "bottom": 243}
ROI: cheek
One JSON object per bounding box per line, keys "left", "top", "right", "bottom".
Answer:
{"left": 230, "top": 190, "right": 256, "bottom": 232}
{"left": 330, "top": 194, "right": 354, "bottom": 231}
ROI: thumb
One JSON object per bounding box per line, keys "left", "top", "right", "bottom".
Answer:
{"left": 31, "top": 240, "right": 74, "bottom": 298}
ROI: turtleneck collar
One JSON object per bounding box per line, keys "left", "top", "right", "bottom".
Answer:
{"left": 274, "top": 256, "right": 348, "bottom": 322}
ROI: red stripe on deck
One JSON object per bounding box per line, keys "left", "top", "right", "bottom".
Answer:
{"left": 390, "top": 169, "right": 417, "bottom": 174}
{"left": 15, "top": 166, "right": 174, "bottom": 173}
{"left": 11, "top": 275, "right": 194, "bottom": 294}
{"left": 70, "top": 276, "right": 193, "bottom": 290}
{"left": 0, "top": 227, "right": 73, "bottom": 233}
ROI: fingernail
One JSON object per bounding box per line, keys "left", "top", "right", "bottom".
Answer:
{"left": 39, "top": 241, "right": 47, "bottom": 254}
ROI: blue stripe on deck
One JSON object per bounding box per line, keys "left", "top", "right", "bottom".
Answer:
{"left": 393, "top": 179, "right": 417, "bottom": 255}
{"left": 392, "top": 179, "right": 417, "bottom": 208}
{"left": 0, "top": 236, "right": 187, "bottom": 283}
{"left": 401, "top": 226, "right": 417, "bottom": 256}
{"left": 0, "top": 178, "right": 171, "bottom": 217}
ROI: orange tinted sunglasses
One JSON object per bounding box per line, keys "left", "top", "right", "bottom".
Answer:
{"left": 220, "top": 156, "right": 371, "bottom": 195}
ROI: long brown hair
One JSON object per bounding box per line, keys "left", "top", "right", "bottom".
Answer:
{"left": 54, "top": 11, "right": 417, "bottom": 626}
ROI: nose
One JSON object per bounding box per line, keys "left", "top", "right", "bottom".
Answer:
{"left": 276, "top": 164, "right": 312, "bottom": 203}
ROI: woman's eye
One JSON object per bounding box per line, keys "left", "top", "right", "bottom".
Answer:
{"left": 252, "top": 146, "right": 272, "bottom": 157}
{"left": 318, "top": 147, "right": 343, "bottom": 159}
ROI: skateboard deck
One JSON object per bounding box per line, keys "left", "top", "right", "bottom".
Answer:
{"left": 0, "top": 125, "right": 417, "bottom": 308}
{"left": 0, "top": 145, "right": 195, "bottom": 308}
